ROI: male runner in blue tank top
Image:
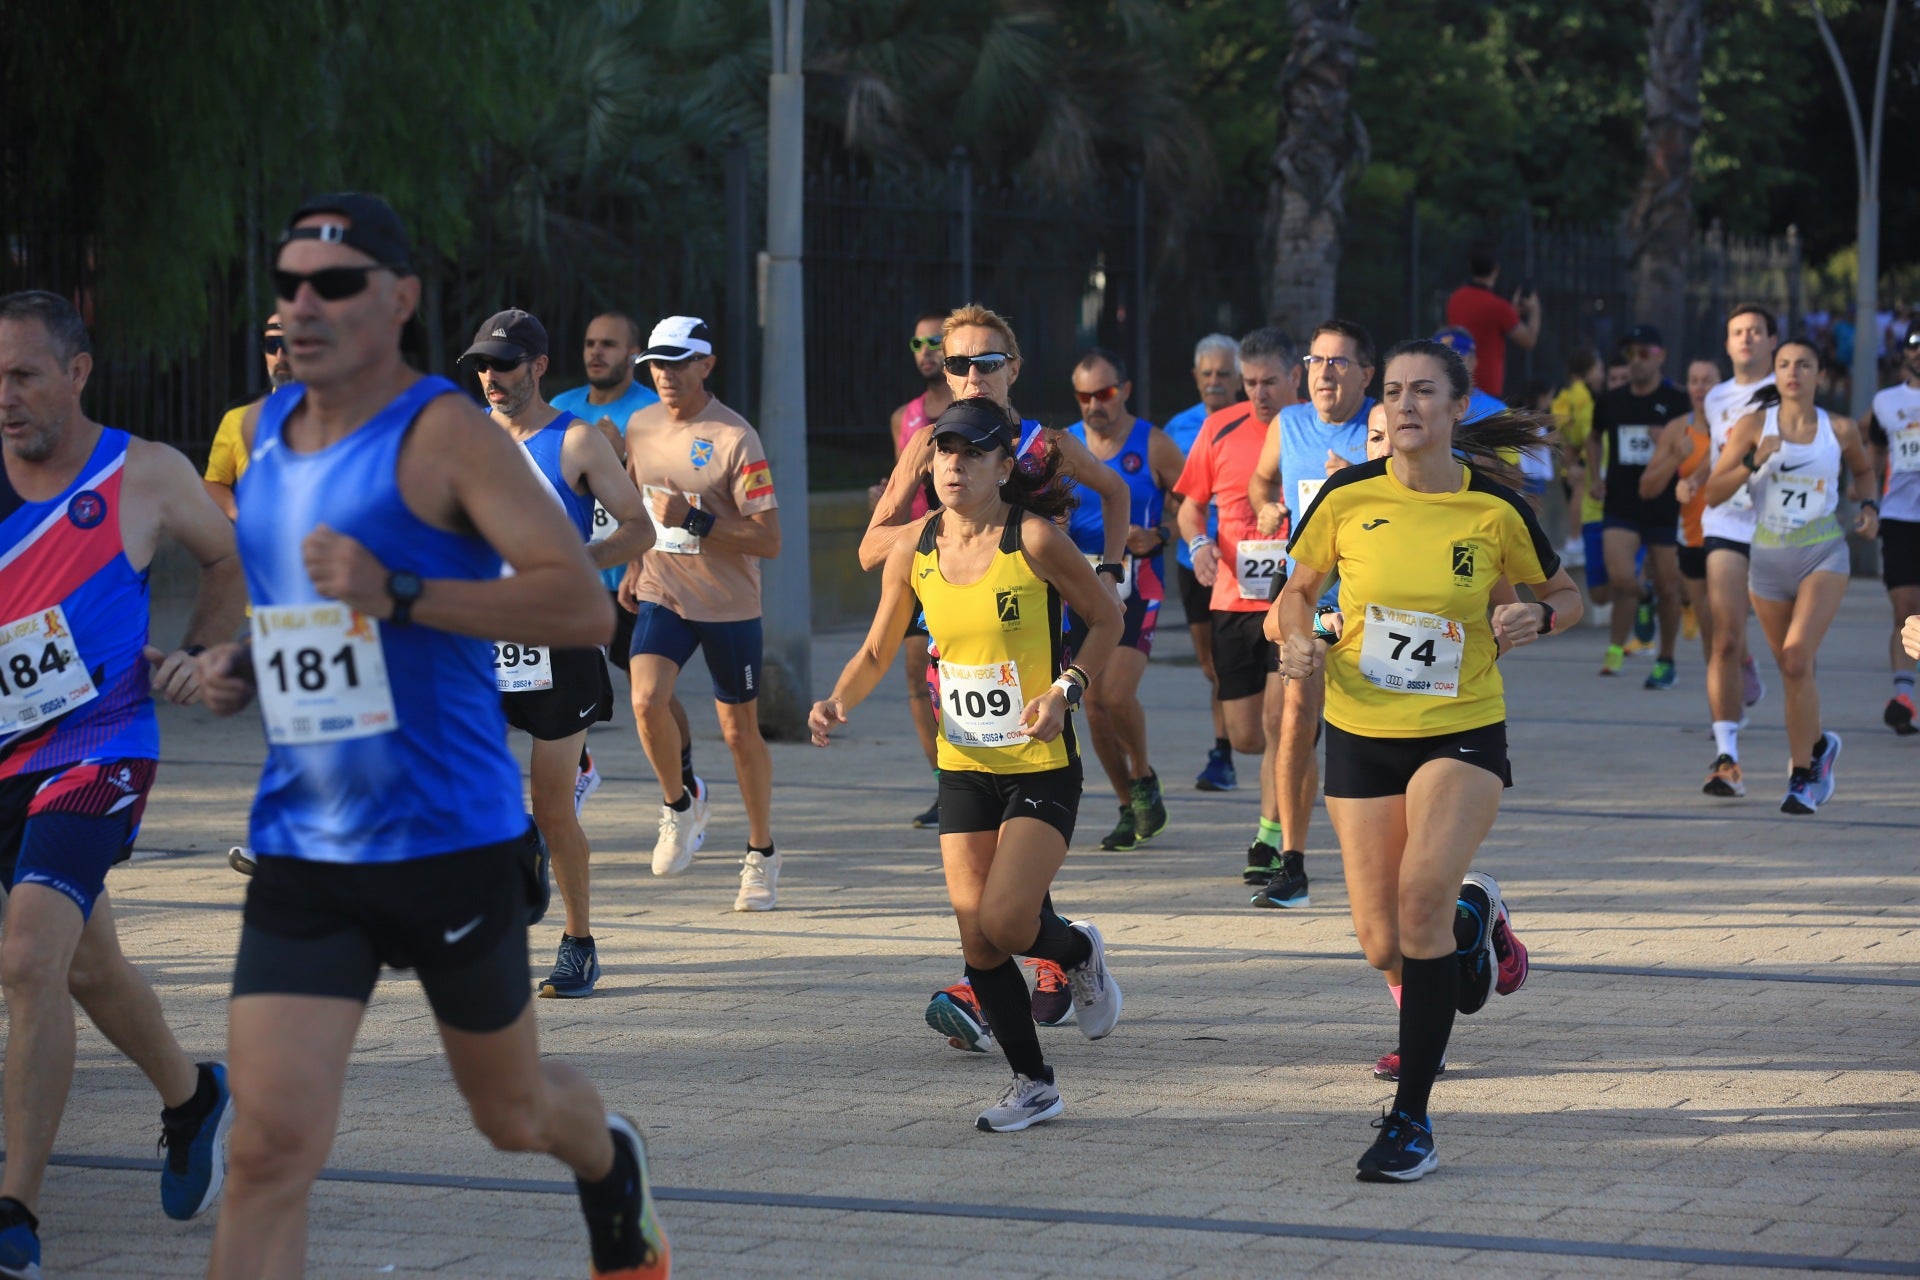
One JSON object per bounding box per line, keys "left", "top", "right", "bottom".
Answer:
{"left": 0, "top": 291, "right": 249, "bottom": 1277}
{"left": 194, "top": 194, "right": 668, "bottom": 1279}
{"left": 463, "top": 307, "right": 653, "bottom": 1001}
{"left": 1245, "top": 320, "right": 1377, "bottom": 910}
{"left": 1065, "top": 348, "right": 1186, "bottom": 852}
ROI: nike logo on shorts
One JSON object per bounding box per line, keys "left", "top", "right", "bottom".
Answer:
{"left": 444, "top": 915, "right": 485, "bottom": 944}
{"left": 578, "top": 706, "right": 596, "bottom": 718}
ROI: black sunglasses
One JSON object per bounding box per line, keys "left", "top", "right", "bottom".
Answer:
{"left": 943, "top": 353, "right": 1012, "bottom": 377}
{"left": 271, "top": 265, "right": 392, "bottom": 302}
{"left": 260, "top": 335, "right": 285, "bottom": 355}
{"left": 469, "top": 356, "right": 524, "bottom": 374}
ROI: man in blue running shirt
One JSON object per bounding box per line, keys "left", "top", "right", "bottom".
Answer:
{"left": 1162, "top": 333, "right": 1241, "bottom": 791}
{"left": 196, "top": 193, "right": 669, "bottom": 1278}
{"left": 1246, "top": 320, "right": 1377, "bottom": 910}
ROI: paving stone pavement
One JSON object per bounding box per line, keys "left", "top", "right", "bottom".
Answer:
{"left": 8, "top": 582, "right": 1919, "bottom": 1277}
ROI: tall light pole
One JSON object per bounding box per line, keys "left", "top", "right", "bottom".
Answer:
{"left": 1811, "top": 0, "right": 1897, "bottom": 420}
{"left": 758, "top": 0, "right": 810, "bottom": 737}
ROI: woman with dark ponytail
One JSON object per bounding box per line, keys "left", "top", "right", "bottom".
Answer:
{"left": 1268, "top": 337, "right": 1583, "bottom": 1181}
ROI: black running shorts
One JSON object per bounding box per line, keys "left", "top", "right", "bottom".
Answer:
{"left": 1882, "top": 518, "right": 1920, "bottom": 591}
{"left": 1703, "top": 536, "right": 1750, "bottom": 560}
{"left": 938, "top": 760, "right": 1082, "bottom": 843}
{"left": 1323, "top": 721, "right": 1512, "bottom": 798}
{"left": 1210, "top": 609, "right": 1278, "bottom": 702}
{"left": 1677, "top": 543, "right": 1708, "bottom": 580}
{"left": 607, "top": 594, "right": 638, "bottom": 674}
{"left": 232, "top": 831, "right": 540, "bottom": 1034}
{"left": 503, "top": 646, "right": 614, "bottom": 741}
{"left": 1176, "top": 564, "right": 1210, "bottom": 628}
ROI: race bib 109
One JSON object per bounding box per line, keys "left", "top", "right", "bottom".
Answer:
{"left": 938, "top": 660, "right": 1025, "bottom": 748}
{"left": 252, "top": 605, "right": 397, "bottom": 746}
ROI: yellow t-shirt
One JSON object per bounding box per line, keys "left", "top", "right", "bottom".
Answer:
{"left": 205, "top": 404, "right": 252, "bottom": 485}
{"left": 1551, "top": 380, "right": 1604, "bottom": 524}
{"left": 914, "top": 508, "right": 1074, "bottom": 775}
{"left": 1288, "top": 458, "right": 1559, "bottom": 738}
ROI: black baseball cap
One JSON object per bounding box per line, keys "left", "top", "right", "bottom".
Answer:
{"left": 277, "top": 192, "right": 414, "bottom": 274}
{"left": 460, "top": 309, "right": 548, "bottom": 362}
{"left": 1623, "top": 323, "right": 1665, "bottom": 348}
{"left": 931, "top": 399, "right": 1017, "bottom": 453}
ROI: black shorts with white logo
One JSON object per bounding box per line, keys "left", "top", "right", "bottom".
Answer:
{"left": 503, "top": 646, "right": 614, "bottom": 741}
{"left": 1323, "top": 720, "right": 1512, "bottom": 798}
{"left": 938, "top": 760, "right": 1083, "bottom": 843}
{"left": 232, "top": 830, "right": 542, "bottom": 1033}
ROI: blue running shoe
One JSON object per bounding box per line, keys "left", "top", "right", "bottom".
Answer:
{"left": 159, "top": 1062, "right": 232, "bottom": 1221}
{"left": 1356, "top": 1109, "right": 1438, "bottom": 1182}
{"left": 1780, "top": 768, "right": 1818, "bottom": 815}
{"left": 539, "top": 935, "right": 600, "bottom": 999}
{"left": 1196, "top": 747, "right": 1237, "bottom": 792}
{"left": 1643, "top": 658, "right": 1676, "bottom": 690}
{"left": 0, "top": 1197, "right": 41, "bottom": 1280}
{"left": 1454, "top": 877, "right": 1499, "bottom": 1015}
{"left": 1633, "top": 584, "right": 1656, "bottom": 644}
{"left": 1808, "top": 730, "right": 1841, "bottom": 807}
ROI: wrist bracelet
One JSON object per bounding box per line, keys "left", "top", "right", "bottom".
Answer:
{"left": 1860, "top": 498, "right": 1880, "bottom": 512}
{"left": 1189, "top": 535, "right": 1215, "bottom": 556}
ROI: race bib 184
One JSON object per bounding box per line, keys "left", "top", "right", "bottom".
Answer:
{"left": 252, "top": 605, "right": 397, "bottom": 746}
{"left": 0, "top": 605, "right": 95, "bottom": 739}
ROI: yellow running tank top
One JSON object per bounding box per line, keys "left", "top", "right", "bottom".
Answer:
{"left": 914, "top": 507, "right": 1076, "bottom": 775}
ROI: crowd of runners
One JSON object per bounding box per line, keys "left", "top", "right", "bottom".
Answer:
{"left": 2, "top": 192, "right": 1917, "bottom": 1275}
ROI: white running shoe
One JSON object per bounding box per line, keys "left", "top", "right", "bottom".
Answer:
{"left": 651, "top": 797, "right": 698, "bottom": 876}
{"left": 1064, "top": 921, "right": 1122, "bottom": 1040}
{"left": 733, "top": 849, "right": 779, "bottom": 911}
{"left": 689, "top": 775, "right": 710, "bottom": 853}
{"left": 975, "top": 1073, "right": 1064, "bottom": 1133}
{"left": 573, "top": 753, "right": 601, "bottom": 818}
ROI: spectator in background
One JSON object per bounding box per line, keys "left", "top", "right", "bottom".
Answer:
{"left": 1553, "top": 344, "right": 1608, "bottom": 575}
{"left": 1163, "top": 333, "right": 1241, "bottom": 792}
{"left": 1606, "top": 353, "right": 1631, "bottom": 391}
{"left": 202, "top": 314, "right": 293, "bottom": 518}
{"left": 1444, "top": 245, "right": 1542, "bottom": 398}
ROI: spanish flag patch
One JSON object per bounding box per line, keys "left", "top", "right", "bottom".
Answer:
{"left": 742, "top": 459, "right": 774, "bottom": 500}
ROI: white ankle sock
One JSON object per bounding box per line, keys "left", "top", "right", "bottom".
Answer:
{"left": 1712, "top": 720, "right": 1740, "bottom": 760}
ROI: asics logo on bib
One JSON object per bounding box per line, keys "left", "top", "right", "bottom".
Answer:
{"left": 1362, "top": 519, "right": 1390, "bottom": 530}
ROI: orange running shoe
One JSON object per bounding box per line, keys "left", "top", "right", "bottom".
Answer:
{"left": 1702, "top": 753, "right": 1745, "bottom": 798}
{"left": 924, "top": 979, "right": 994, "bottom": 1052}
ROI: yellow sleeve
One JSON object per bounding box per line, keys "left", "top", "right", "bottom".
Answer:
{"left": 205, "top": 407, "right": 246, "bottom": 484}
{"left": 1497, "top": 501, "right": 1555, "bottom": 586}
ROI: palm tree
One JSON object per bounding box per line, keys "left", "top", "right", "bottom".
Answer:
{"left": 1264, "top": 0, "right": 1369, "bottom": 337}
{"left": 1627, "top": 0, "right": 1703, "bottom": 369}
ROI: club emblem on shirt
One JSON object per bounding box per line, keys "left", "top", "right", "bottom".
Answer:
{"left": 996, "top": 589, "right": 1021, "bottom": 627}
{"left": 1451, "top": 542, "right": 1477, "bottom": 584}
{"left": 1121, "top": 452, "right": 1143, "bottom": 473}
{"left": 690, "top": 439, "right": 715, "bottom": 469}
{"left": 67, "top": 490, "right": 106, "bottom": 529}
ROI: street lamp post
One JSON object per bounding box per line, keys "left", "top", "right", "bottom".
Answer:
{"left": 759, "top": 0, "right": 811, "bottom": 737}
{"left": 1810, "top": 0, "right": 1898, "bottom": 421}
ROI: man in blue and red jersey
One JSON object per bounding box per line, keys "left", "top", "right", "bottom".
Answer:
{"left": 0, "top": 290, "right": 248, "bottom": 1272}
{"left": 1064, "top": 348, "right": 1186, "bottom": 852}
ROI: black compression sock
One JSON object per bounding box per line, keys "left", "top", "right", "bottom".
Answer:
{"left": 575, "top": 1125, "right": 637, "bottom": 1211}
{"left": 162, "top": 1063, "right": 219, "bottom": 1125}
{"left": 1214, "top": 737, "right": 1231, "bottom": 755}
{"left": 666, "top": 789, "right": 691, "bottom": 813}
{"left": 748, "top": 844, "right": 775, "bottom": 858}
{"left": 965, "top": 960, "right": 1049, "bottom": 1081}
{"left": 1393, "top": 955, "right": 1459, "bottom": 1121}
{"left": 1024, "top": 913, "right": 1091, "bottom": 969}
{"left": 0, "top": 1196, "right": 36, "bottom": 1233}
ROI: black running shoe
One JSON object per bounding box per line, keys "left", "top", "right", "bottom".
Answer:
{"left": 912, "top": 797, "right": 940, "bottom": 829}
{"left": 1885, "top": 694, "right": 1918, "bottom": 736}
{"left": 1242, "top": 840, "right": 1281, "bottom": 885}
{"left": 1099, "top": 805, "right": 1137, "bottom": 851}
{"left": 1251, "top": 851, "right": 1309, "bottom": 908}
{"left": 579, "top": 1115, "right": 669, "bottom": 1279}
{"left": 1454, "top": 876, "right": 1498, "bottom": 1015}
{"left": 1356, "top": 1109, "right": 1438, "bottom": 1183}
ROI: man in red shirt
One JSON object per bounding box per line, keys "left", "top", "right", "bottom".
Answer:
{"left": 1445, "top": 247, "right": 1542, "bottom": 398}
{"left": 1174, "top": 326, "right": 1300, "bottom": 884}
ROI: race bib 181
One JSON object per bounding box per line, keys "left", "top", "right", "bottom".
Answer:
{"left": 252, "top": 605, "right": 397, "bottom": 745}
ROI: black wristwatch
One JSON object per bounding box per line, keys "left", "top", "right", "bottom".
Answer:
{"left": 1536, "top": 601, "right": 1556, "bottom": 635}
{"left": 681, "top": 507, "right": 716, "bottom": 538}
{"left": 387, "top": 571, "right": 424, "bottom": 626}
{"left": 1095, "top": 562, "right": 1127, "bottom": 584}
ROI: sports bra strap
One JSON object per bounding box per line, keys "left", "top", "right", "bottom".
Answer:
{"left": 999, "top": 505, "right": 1026, "bottom": 554}
{"left": 916, "top": 510, "right": 943, "bottom": 554}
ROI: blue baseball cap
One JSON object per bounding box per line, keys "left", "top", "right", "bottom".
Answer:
{"left": 1432, "top": 326, "right": 1475, "bottom": 355}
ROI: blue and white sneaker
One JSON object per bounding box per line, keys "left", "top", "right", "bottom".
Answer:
{"left": 1454, "top": 876, "right": 1500, "bottom": 1016}
{"left": 159, "top": 1062, "right": 233, "bottom": 1221}
{"left": 0, "top": 1196, "right": 41, "bottom": 1280}
{"left": 1781, "top": 769, "right": 1818, "bottom": 815}
{"left": 976, "top": 1073, "right": 1064, "bottom": 1133}
{"left": 538, "top": 935, "right": 600, "bottom": 999}
{"left": 925, "top": 981, "right": 995, "bottom": 1053}
{"left": 1808, "top": 731, "right": 1841, "bottom": 807}
{"left": 1356, "top": 1109, "right": 1438, "bottom": 1182}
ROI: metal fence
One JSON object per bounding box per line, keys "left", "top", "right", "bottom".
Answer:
{"left": 4, "top": 158, "right": 1801, "bottom": 488}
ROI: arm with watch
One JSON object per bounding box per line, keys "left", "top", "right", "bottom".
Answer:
{"left": 645, "top": 486, "right": 783, "bottom": 559}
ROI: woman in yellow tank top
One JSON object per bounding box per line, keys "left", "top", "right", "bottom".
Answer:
{"left": 809, "top": 398, "right": 1125, "bottom": 1133}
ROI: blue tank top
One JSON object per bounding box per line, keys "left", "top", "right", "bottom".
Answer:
{"left": 0, "top": 428, "right": 158, "bottom": 778}
{"left": 515, "top": 411, "right": 594, "bottom": 541}
{"left": 1278, "top": 400, "right": 1374, "bottom": 596}
{"left": 237, "top": 377, "right": 527, "bottom": 864}
{"left": 1066, "top": 419, "right": 1165, "bottom": 600}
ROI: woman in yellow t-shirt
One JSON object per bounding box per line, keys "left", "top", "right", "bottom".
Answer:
{"left": 1274, "top": 339, "right": 1582, "bottom": 1183}
{"left": 809, "top": 398, "right": 1124, "bottom": 1134}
